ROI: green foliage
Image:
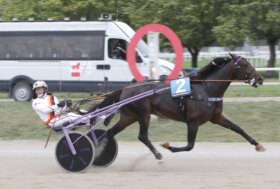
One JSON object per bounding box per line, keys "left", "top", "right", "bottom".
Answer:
{"left": 120, "top": 0, "right": 229, "bottom": 67}
{"left": 214, "top": 0, "right": 280, "bottom": 45}
{"left": 213, "top": 17, "right": 247, "bottom": 48}
{"left": 0, "top": 0, "right": 279, "bottom": 67}
{"left": 0, "top": 0, "right": 116, "bottom": 20}
{"left": 1, "top": 101, "right": 280, "bottom": 142}
{"left": 213, "top": 0, "right": 280, "bottom": 67}
{"left": 0, "top": 0, "right": 39, "bottom": 20}
{"left": 119, "top": 0, "right": 162, "bottom": 28}
{"left": 168, "top": 0, "right": 224, "bottom": 48}
{"left": 243, "top": 1, "right": 280, "bottom": 41}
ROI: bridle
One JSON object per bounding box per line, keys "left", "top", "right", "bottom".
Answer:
{"left": 193, "top": 56, "right": 248, "bottom": 83}
{"left": 231, "top": 56, "right": 260, "bottom": 86}
{"left": 233, "top": 56, "right": 242, "bottom": 68}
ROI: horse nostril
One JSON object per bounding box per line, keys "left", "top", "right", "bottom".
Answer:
{"left": 258, "top": 77, "right": 264, "bottom": 84}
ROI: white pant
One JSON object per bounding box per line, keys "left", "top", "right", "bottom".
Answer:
{"left": 48, "top": 112, "right": 82, "bottom": 128}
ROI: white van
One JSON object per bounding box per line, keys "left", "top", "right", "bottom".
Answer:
{"left": 0, "top": 20, "right": 175, "bottom": 101}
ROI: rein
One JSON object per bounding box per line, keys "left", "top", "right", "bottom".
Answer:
{"left": 70, "top": 93, "right": 108, "bottom": 112}
{"left": 190, "top": 79, "right": 248, "bottom": 83}
{"left": 141, "top": 78, "right": 249, "bottom": 83}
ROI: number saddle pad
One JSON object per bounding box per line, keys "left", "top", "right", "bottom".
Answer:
{"left": 170, "top": 77, "right": 191, "bottom": 98}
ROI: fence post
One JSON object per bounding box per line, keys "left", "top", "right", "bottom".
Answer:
{"left": 148, "top": 32, "right": 160, "bottom": 80}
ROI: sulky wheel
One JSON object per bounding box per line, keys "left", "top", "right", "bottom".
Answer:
{"left": 87, "top": 129, "right": 118, "bottom": 167}
{"left": 55, "top": 132, "right": 95, "bottom": 173}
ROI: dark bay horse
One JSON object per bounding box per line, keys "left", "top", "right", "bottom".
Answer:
{"left": 95, "top": 53, "right": 265, "bottom": 160}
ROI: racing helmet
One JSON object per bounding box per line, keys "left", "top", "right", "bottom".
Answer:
{"left": 33, "top": 80, "right": 48, "bottom": 90}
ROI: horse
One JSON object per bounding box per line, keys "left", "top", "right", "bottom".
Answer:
{"left": 93, "top": 53, "right": 265, "bottom": 160}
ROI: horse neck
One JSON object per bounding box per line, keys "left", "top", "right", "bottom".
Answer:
{"left": 204, "top": 64, "right": 235, "bottom": 97}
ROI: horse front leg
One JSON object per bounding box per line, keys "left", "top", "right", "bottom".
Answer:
{"left": 211, "top": 114, "right": 265, "bottom": 152}
{"left": 161, "top": 123, "right": 199, "bottom": 153}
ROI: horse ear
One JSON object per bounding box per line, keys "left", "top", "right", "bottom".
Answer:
{"left": 229, "top": 52, "right": 235, "bottom": 59}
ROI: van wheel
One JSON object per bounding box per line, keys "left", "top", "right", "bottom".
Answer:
{"left": 12, "top": 82, "right": 32, "bottom": 102}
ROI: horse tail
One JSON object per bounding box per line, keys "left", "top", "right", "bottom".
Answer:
{"left": 100, "top": 88, "right": 122, "bottom": 126}
{"left": 97, "top": 88, "right": 122, "bottom": 109}
{"left": 87, "top": 88, "right": 122, "bottom": 126}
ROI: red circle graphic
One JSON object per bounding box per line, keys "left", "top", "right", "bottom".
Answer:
{"left": 127, "top": 24, "right": 183, "bottom": 83}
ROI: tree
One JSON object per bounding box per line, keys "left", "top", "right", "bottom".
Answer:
{"left": 162, "top": 0, "right": 229, "bottom": 67}
{"left": 118, "top": 0, "right": 162, "bottom": 27}
{"left": 0, "top": 0, "right": 39, "bottom": 20}
{"left": 120, "top": 0, "right": 228, "bottom": 67}
{"left": 2, "top": 0, "right": 278, "bottom": 68}
{"left": 0, "top": 0, "right": 116, "bottom": 21}
{"left": 213, "top": 0, "right": 280, "bottom": 67}
{"left": 117, "top": 0, "right": 173, "bottom": 52}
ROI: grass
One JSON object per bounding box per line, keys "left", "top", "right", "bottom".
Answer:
{"left": 1, "top": 100, "right": 280, "bottom": 142}
{"left": 0, "top": 77, "right": 279, "bottom": 142}
{"left": 0, "top": 80, "right": 280, "bottom": 100}
{"left": 116, "top": 101, "right": 280, "bottom": 142}
{"left": 225, "top": 84, "right": 280, "bottom": 97}
{"left": 182, "top": 58, "right": 280, "bottom": 68}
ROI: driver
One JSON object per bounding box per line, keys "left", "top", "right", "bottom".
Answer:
{"left": 115, "top": 40, "right": 126, "bottom": 60}
{"left": 32, "top": 80, "right": 82, "bottom": 130}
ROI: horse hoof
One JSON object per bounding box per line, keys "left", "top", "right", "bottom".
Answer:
{"left": 160, "top": 142, "right": 170, "bottom": 149}
{"left": 255, "top": 144, "right": 266, "bottom": 152}
{"left": 155, "top": 153, "right": 163, "bottom": 160}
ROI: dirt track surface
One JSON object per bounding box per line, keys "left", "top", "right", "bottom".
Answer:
{"left": 0, "top": 140, "right": 280, "bottom": 189}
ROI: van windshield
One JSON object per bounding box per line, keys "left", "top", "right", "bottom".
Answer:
{"left": 136, "top": 40, "right": 149, "bottom": 58}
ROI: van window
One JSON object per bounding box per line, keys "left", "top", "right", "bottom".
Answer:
{"left": 108, "top": 39, "right": 127, "bottom": 60}
{"left": 136, "top": 40, "right": 149, "bottom": 58}
{"left": 0, "top": 31, "right": 105, "bottom": 60}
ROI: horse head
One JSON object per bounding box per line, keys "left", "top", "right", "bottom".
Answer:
{"left": 229, "top": 53, "right": 264, "bottom": 87}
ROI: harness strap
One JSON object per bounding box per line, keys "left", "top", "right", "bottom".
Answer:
{"left": 44, "top": 95, "right": 56, "bottom": 126}
{"left": 207, "top": 97, "right": 223, "bottom": 102}
{"left": 44, "top": 114, "right": 60, "bottom": 126}
{"left": 175, "top": 96, "right": 188, "bottom": 123}
{"left": 189, "top": 96, "right": 223, "bottom": 102}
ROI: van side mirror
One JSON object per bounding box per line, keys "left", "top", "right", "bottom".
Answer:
{"left": 136, "top": 51, "right": 142, "bottom": 63}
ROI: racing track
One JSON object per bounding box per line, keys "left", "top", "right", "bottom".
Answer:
{"left": 0, "top": 140, "right": 280, "bottom": 189}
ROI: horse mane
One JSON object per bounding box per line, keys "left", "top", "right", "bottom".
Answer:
{"left": 194, "top": 57, "right": 232, "bottom": 79}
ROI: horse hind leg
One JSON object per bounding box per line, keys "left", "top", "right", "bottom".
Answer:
{"left": 138, "top": 117, "right": 163, "bottom": 160}
{"left": 106, "top": 116, "right": 137, "bottom": 139}
{"left": 161, "top": 123, "right": 199, "bottom": 153}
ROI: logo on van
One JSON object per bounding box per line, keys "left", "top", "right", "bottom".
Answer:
{"left": 71, "top": 62, "right": 81, "bottom": 77}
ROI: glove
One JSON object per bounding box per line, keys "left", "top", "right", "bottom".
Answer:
{"left": 57, "top": 100, "right": 66, "bottom": 108}
{"left": 66, "top": 99, "right": 72, "bottom": 107}
{"left": 57, "top": 99, "right": 72, "bottom": 108}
